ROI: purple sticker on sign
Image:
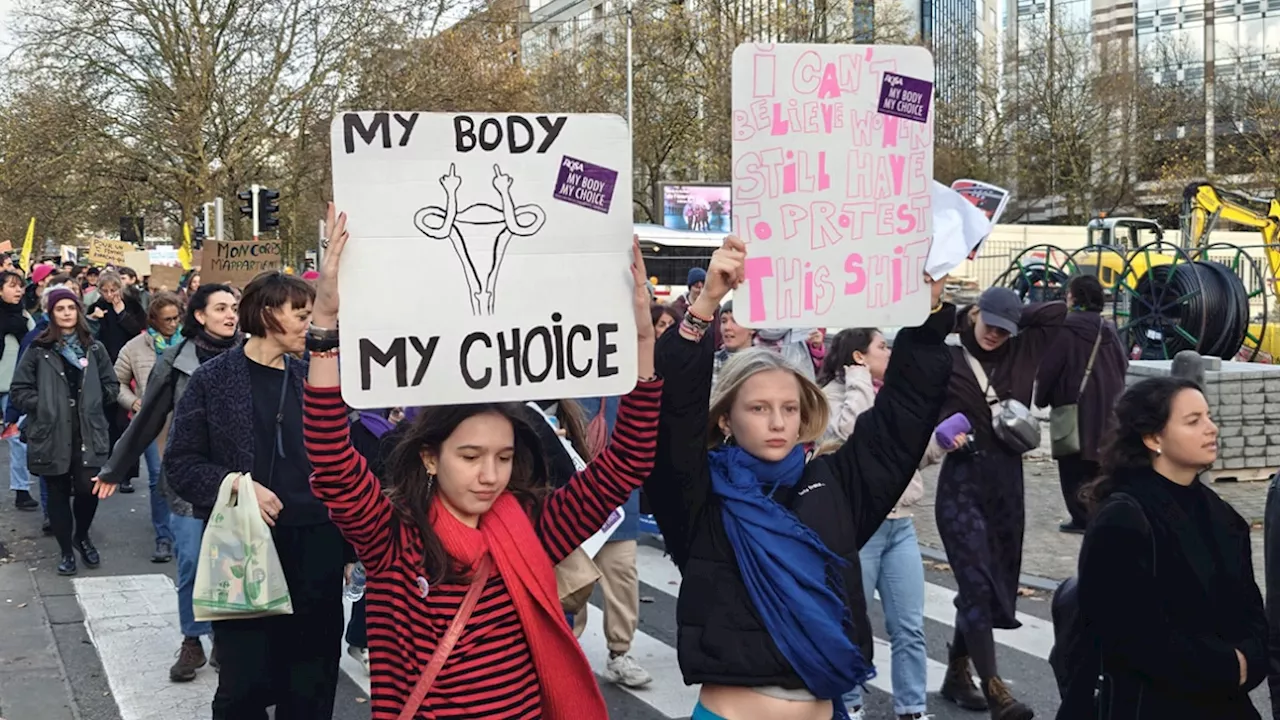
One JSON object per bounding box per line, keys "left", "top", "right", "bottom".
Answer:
{"left": 553, "top": 156, "right": 618, "bottom": 214}
{"left": 878, "top": 73, "right": 933, "bottom": 124}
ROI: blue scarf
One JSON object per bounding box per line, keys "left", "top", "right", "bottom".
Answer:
{"left": 57, "top": 332, "right": 87, "bottom": 368}
{"left": 708, "top": 444, "right": 871, "bottom": 708}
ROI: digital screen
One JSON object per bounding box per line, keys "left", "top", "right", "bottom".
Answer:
{"left": 660, "top": 184, "right": 731, "bottom": 234}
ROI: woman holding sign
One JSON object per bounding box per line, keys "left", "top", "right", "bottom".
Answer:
{"left": 302, "top": 203, "right": 661, "bottom": 720}
{"left": 646, "top": 236, "right": 955, "bottom": 720}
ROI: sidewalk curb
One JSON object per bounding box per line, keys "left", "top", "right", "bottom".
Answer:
{"left": 919, "top": 545, "right": 1064, "bottom": 593}
{"left": 0, "top": 562, "right": 81, "bottom": 720}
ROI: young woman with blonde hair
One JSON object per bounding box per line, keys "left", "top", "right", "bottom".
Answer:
{"left": 647, "top": 237, "right": 956, "bottom": 720}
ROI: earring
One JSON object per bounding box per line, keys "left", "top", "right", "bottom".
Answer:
{"left": 426, "top": 473, "right": 436, "bottom": 493}
{"left": 1155, "top": 448, "right": 1162, "bottom": 456}
{"left": 723, "top": 432, "right": 735, "bottom": 446}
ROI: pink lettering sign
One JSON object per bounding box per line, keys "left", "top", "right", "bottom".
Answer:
{"left": 731, "top": 43, "right": 935, "bottom": 328}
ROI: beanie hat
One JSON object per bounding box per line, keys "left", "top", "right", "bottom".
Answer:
{"left": 45, "top": 287, "right": 82, "bottom": 313}
{"left": 687, "top": 267, "right": 707, "bottom": 287}
{"left": 31, "top": 265, "right": 54, "bottom": 285}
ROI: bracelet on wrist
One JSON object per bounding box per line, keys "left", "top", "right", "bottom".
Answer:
{"left": 306, "top": 335, "right": 340, "bottom": 353}
{"left": 309, "top": 348, "right": 340, "bottom": 359}
{"left": 686, "top": 306, "right": 713, "bottom": 324}
{"left": 679, "top": 316, "right": 707, "bottom": 340}
{"left": 308, "top": 323, "right": 339, "bottom": 340}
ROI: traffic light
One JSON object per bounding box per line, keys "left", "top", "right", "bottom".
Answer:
{"left": 193, "top": 213, "right": 207, "bottom": 248}
{"left": 238, "top": 190, "right": 254, "bottom": 218}
{"left": 258, "top": 188, "right": 281, "bottom": 230}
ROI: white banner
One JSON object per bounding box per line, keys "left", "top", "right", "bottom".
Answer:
{"left": 330, "top": 111, "right": 637, "bottom": 407}
{"left": 731, "top": 44, "right": 936, "bottom": 329}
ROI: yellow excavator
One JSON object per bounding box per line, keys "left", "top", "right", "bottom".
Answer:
{"left": 1182, "top": 182, "right": 1280, "bottom": 359}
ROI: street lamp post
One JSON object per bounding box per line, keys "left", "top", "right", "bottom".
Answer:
{"left": 626, "top": 0, "right": 634, "bottom": 131}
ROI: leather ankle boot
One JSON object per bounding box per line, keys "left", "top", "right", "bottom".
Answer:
{"left": 940, "top": 646, "right": 988, "bottom": 711}
{"left": 983, "top": 676, "right": 1034, "bottom": 720}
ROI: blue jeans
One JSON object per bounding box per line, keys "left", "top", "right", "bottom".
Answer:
{"left": 844, "top": 517, "right": 928, "bottom": 716}
{"left": 171, "top": 512, "right": 211, "bottom": 638}
{"left": 144, "top": 443, "right": 173, "bottom": 544}
{"left": 3, "top": 396, "right": 30, "bottom": 493}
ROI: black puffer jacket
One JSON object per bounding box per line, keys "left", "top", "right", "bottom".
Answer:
{"left": 645, "top": 304, "right": 955, "bottom": 690}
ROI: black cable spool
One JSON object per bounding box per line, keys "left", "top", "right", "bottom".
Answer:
{"left": 1129, "top": 260, "right": 1248, "bottom": 360}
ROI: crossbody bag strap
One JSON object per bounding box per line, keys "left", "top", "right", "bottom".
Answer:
{"left": 1076, "top": 318, "right": 1105, "bottom": 400}
{"left": 397, "top": 554, "right": 493, "bottom": 720}
{"left": 962, "top": 347, "right": 999, "bottom": 406}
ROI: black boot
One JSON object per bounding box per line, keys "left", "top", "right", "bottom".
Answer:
{"left": 74, "top": 537, "right": 100, "bottom": 568}
{"left": 14, "top": 490, "right": 38, "bottom": 511}
{"left": 983, "top": 676, "right": 1034, "bottom": 720}
{"left": 56, "top": 553, "right": 76, "bottom": 576}
{"left": 940, "top": 646, "right": 988, "bottom": 711}
{"left": 118, "top": 480, "right": 135, "bottom": 494}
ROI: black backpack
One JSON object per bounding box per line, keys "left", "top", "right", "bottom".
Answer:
{"left": 1049, "top": 492, "right": 1155, "bottom": 699}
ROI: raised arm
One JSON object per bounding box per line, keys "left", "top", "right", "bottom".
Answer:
{"left": 820, "top": 296, "right": 956, "bottom": 547}
{"left": 538, "top": 238, "right": 659, "bottom": 560}
{"left": 304, "top": 384, "right": 398, "bottom": 573}
{"left": 645, "top": 238, "right": 738, "bottom": 570}
{"left": 825, "top": 365, "right": 875, "bottom": 443}
{"left": 303, "top": 202, "right": 400, "bottom": 573}
{"left": 537, "top": 379, "right": 661, "bottom": 562}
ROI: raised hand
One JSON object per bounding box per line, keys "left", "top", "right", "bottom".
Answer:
{"left": 314, "top": 202, "right": 348, "bottom": 326}
{"left": 632, "top": 236, "right": 655, "bottom": 345}
{"left": 704, "top": 235, "right": 746, "bottom": 305}
{"left": 441, "top": 163, "right": 461, "bottom": 194}
{"left": 492, "top": 164, "right": 513, "bottom": 193}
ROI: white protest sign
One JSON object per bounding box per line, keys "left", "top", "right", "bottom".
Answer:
{"left": 331, "top": 111, "right": 637, "bottom": 408}
{"left": 927, "top": 182, "right": 993, "bottom": 279}
{"left": 731, "top": 44, "right": 935, "bottom": 328}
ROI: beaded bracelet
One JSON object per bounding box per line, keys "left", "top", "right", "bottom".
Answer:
{"left": 679, "top": 316, "right": 707, "bottom": 341}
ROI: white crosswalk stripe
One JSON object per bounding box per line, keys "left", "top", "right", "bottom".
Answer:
{"left": 74, "top": 543, "right": 1060, "bottom": 720}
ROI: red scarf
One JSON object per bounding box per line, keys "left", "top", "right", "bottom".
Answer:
{"left": 431, "top": 493, "right": 607, "bottom": 719}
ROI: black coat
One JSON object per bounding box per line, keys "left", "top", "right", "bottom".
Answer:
{"left": 646, "top": 305, "right": 954, "bottom": 691}
{"left": 1060, "top": 467, "right": 1265, "bottom": 719}
{"left": 11, "top": 341, "right": 118, "bottom": 476}
{"left": 1034, "top": 311, "right": 1128, "bottom": 462}
{"left": 1263, "top": 473, "right": 1280, "bottom": 719}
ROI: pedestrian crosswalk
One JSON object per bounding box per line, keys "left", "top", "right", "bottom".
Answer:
{"left": 72, "top": 544, "right": 1064, "bottom": 720}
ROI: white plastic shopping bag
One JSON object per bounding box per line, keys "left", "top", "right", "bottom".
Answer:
{"left": 192, "top": 473, "right": 293, "bottom": 621}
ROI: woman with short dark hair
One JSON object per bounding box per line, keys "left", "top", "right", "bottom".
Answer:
{"left": 166, "top": 271, "right": 346, "bottom": 718}
{"left": 1035, "top": 274, "right": 1128, "bottom": 533}
{"left": 1059, "top": 376, "right": 1265, "bottom": 718}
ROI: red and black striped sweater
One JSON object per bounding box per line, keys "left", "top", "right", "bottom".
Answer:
{"left": 303, "top": 380, "right": 662, "bottom": 719}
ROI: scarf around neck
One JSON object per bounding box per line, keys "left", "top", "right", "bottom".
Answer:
{"left": 147, "top": 327, "right": 180, "bottom": 356}
{"left": 192, "top": 328, "right": 238, "bottom": 362}
{"left": 707, "top": 444, "right": 870, "bottom": 702}
{"left": 430, "top": 493, "right": 606, "bottom": 719}
{"left": 57, "top": 332, "right": 87, "bottom": 369}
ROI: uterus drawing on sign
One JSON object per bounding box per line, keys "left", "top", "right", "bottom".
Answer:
{"left": 414, "top": 163, "right": 546, "bottom": 316}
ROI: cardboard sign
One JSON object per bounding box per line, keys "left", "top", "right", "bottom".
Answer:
{"left": 330, "top": 111, "right": 636, "bottom": 408}
{"left": 201, "top": 241, "right": 281, "bottom": 287}
{"left": 731, "top": 44, "right": 936, "bottom": 328}
{"left": 149, "top": 265, "right": 185, "bottom": 292}
{"left": 89, "top": 238, "right": 132, "bottom": 266}
{"left": 123, "top": 250, "right": 151, "bottom": 272}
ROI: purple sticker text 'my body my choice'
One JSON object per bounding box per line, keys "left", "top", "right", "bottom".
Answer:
{"left": 877, "top": 73, "right": 933, "bottom": 124}
{"left": 553, "top": 156, "right": 618, "bottom": 214}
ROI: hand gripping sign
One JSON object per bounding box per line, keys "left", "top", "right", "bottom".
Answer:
{"left": 731, "top": 44, "right": 936, "bottom": 329}
{"left": 330, "top": 112, "right": 637, "bottom": 408}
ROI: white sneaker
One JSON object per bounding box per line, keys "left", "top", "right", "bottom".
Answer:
{"left": 347, "top": 644, "right": 369, "bottom": 676}
{"left": 604, "top": 654, "right": 653, "bottom": 688}
{"left": 846, "top": 707, "right": 865, "bottom": 720}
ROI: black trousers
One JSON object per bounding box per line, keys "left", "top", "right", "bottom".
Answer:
{"left": 45, "top": 470, "right": 97, "bottom": 556}
{"left": 345, "top": 597, "right": 367, "bottom": 648}
{"left": 1056, "top": 453, "right": 1098, "bottom": 528}
{"left": 211, "top": 521, "right": 345, "bottom": 720}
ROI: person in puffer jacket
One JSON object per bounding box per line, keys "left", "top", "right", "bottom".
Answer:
{"left": 819, "top": 327, "right": 970, "bottom": 720}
